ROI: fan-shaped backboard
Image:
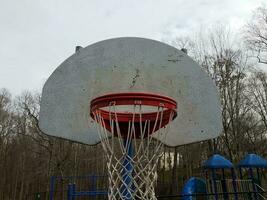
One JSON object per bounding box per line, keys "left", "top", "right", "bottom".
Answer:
{"left": 39, "top": 37, "right": 222, "bottom": 146}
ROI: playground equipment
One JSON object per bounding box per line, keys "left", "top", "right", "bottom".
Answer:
{"left": 67, "top": 183, "right": 108, "bottom": 200}
{"left": 238, "top": 154, "right": 267, "bottom": 199}
{"left": 182, "top": 177, "right": 207, "bottom": 200}
{"left": 39, "top": 37, "right": 222, "bottom": 200}
{"left": 180, "top": 154, "right": 267, "bottom": 200}
{"left": 49, "top": 175, "right": 107, "bottom": 200}
{"left": 238, "top": 154, "right": 267, "bottom": 185}
{"left": 203, "top": 154, "right": 237, "bottom": 200}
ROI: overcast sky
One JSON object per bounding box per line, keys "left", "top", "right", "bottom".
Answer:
{"left": 0, "top": 0, "right": 266, "bottom": 95}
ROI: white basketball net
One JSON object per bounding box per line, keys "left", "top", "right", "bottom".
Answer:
{"left": 92, "top": 104, "right": 175, "bottom": 200}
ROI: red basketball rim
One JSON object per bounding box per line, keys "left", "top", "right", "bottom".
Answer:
{"left": 90, "top": 92, "right": 177, "bottom": 122}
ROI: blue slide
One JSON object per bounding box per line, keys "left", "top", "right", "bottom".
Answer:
{"left": 182, "top": 177, "right": 207, "bottom": 200}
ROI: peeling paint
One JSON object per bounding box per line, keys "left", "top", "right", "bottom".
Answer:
{"left": 130, "top": 68, "right": 140, "bottom": 88}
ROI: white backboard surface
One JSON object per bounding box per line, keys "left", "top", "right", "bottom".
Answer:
{"left": 39, "top": 37, "right": 222, "bottom": 146}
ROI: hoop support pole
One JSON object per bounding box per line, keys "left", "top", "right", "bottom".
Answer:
{"left": 122, "top": 139, "right": 134, "bottom": 200}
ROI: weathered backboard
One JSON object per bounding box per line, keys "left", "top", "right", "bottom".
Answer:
{"left": 39, "top": 37, "right": 222, "bottom": 146}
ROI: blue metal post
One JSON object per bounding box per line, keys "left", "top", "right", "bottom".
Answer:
{"left": 49, "top": 176, "right": 56, "bottom": 200}
{"left": 231, "top": 168, "right": 238, "bottom": 200}
{"left": 67, "top": 183, "right": 76, "bottom": 200}
{"left": 239, "top": 168, "right": 243, "bottom": 179}
{"left": 72, "top": 183, "right": 76, "bottom": 200}
{"left": 249, "top": 168, "right": 258, "bottom": 200}
{"left": 221, "top": 168, "right": 229, "bottom": 200}
{"left": 239, "top": 166, "right": 244, "bottom": 199}
{"left": 256, "top": 168, "right": 261, "bottom": 186}
{"left": 206, "top": 171, "right": 213, "bottom": 195}
{"left": 212, "top": 169, "right": 218, "bottom": 200}
{"left": 122, "top": 139, "right": 134, "bottom": 200}
{"left": 67, "top": 184, "right": 72, "bottom": 200}
{"left": 92, "top": 175, "right": 96, "bottom": 200}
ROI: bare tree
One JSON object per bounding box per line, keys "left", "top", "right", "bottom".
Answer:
{"left": 173, "top": 26, "right": 252, "bottom": 161}
{"left": 244, "top": 6, "right": 267, "bottom": 64}
{"left": 247, "top": 71, "right": 267, "bottom": 130}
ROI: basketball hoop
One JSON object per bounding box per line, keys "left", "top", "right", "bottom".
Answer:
{"left": 90, "top": 92, "right": 177, "bottom": 200}
{"left": 40, "top": 37, "right": 222, "bottom": 200}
